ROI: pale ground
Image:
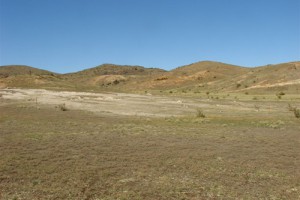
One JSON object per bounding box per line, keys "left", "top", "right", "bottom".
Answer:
{"left": 1, "top": 88, "right": 296, "bottom": 118}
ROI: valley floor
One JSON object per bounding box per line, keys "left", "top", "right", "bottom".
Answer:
{"left": 0, "top": 89, "right": 299, "bottom": 199}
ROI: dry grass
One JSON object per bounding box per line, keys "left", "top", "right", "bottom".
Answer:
{"left": 1, "top": 101, "right": 300, "bottom": 199}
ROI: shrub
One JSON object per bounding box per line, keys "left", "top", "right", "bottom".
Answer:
{"left": 276, "top": 92, "right": 285, "bottom": 99}
{"left": 288, "top": 104, "right": 300, "bottom": 118}
{"left": 196, "top": 109, "right": 205, "bottom": 118}
{"left": 58, "top": 103, "right": 68, "bottom": 111}
{"left": 276, "top": 94, "right": 282, "bottom": 99}
{"left": 293, "top": 108, "right": 300, "bottom": 118}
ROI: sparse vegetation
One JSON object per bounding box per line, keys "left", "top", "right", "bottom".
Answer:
{"left": 294, "top": 108, "right": 300, "bottom": 118}
{"left": 276, "top": 92, "right": 285, "bottom": 99}
{"left": 196, "top": 108, "right": 206, "bottom": 118}
{"left": 1, "top": 88, "right": 300, "bottom": 199}
{"left": 287, "top": 104, "right": 300, "bottom": 118}
{"left": 1, "top": 60, "right": 300, "bottom": 199}
{"left": 58, "top": 103, "right": 68, "bottom": 111}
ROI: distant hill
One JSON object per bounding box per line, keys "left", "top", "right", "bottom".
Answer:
{"left": 172, "top": 61, "right": 249, "bottom": 75}
{"left": 0, "top": 61, "right": 299, "bottom": 93}
{"left": 65, "top": 64, "right": 166, "bottom": 76}
{"left": 231, "top": 62, "right": 300, "bottom": 93}
{"left": 0, "top": 65, "right": 57, "bottom": 78}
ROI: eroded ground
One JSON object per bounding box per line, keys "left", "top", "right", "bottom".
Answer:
{"left": 0, "top": 89, "right": 300, "bottom": 199}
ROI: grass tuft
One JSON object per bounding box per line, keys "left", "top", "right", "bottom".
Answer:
{"left": 58, "top": 103, "right": 68, "bottom": 111}
{"left": 294, "top": 108, "right": 300, "bottom": 118}
{"left": 196, "top": 109, "right": 205, "bottom": 118}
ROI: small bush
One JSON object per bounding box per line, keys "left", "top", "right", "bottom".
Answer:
{"left": 276, "top": 92, "right": 285, "bottom": 99}
{"left": 196, "top": 109, "right": 205, "bottom": 118}
{"left": 288, "top": 104, "right": 300, "bottom": 118}
{"left": 293, "top": 108, "right": 300, "bottom": 118}
{"left": 58, "top": 103, "right": 68, "bottom": 111}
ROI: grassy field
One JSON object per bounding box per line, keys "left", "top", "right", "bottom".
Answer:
{"left": 0, "top": 93, "right": 300, "bottom": 199}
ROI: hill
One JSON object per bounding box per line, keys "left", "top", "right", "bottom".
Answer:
{"left": 65, "top": 64, "right": 166, "bottom": 76}
{"left": 0, "top": 65, "right": 57, "bottom": 77}
{"left": 232, "top": 62, "right": 300, "bottom": 93}
{"left": 0, "top": 65, "right": 63, "bottom": 89}
{"left": 0, "top": 61, "right": 299, "bottom": 93}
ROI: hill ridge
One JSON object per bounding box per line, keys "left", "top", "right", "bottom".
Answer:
{"left": 1, "top": 61, "right": 299, "bottom": 93}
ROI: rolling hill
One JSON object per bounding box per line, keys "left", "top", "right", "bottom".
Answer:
{"left": 0, "top": 65, "right": 57, "bottom": 77}
{"left": 0, "top": 61, "right": 299, "bottom": 93}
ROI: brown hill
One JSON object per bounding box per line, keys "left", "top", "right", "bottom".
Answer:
{"left": 65, "top": 64, "right": 166, "bottom": 76}
{"left": 0, "top": 65, "right": 57, "bottom": 77}
{"left": 0, "top": 61, "right": 299, "bottom": 93}
{"left": 123, "top": 61, "right": 250, "bottom": 91}
{"left": 172, "top": 61, "right": 249, "bottom": 75}
{"left": 231, "top": 62, "right": 300, "bottom": 93}
{"left": 62, "top": 64, "right": 166, "bottom": 89}
{"left": 0, "top": 65, "right": 63, "bottom": 89}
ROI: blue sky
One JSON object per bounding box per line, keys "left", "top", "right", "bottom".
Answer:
{"left": 0, "top": 0, "right": 299, "bottom": 73}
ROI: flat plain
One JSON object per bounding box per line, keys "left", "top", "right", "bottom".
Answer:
{"left": 0, "top": 89, "right": 299, "bottom": 199}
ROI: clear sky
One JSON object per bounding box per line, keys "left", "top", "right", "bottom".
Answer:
{"left": 0, "top": 0, "right": 299, "bottom": 73}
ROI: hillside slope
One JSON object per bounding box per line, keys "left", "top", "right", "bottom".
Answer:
{"left": 0, "top": 65, "right": 57, "bottom": 77}
{"left": 0, "top": 61, "right": 299, "bottom": 93}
